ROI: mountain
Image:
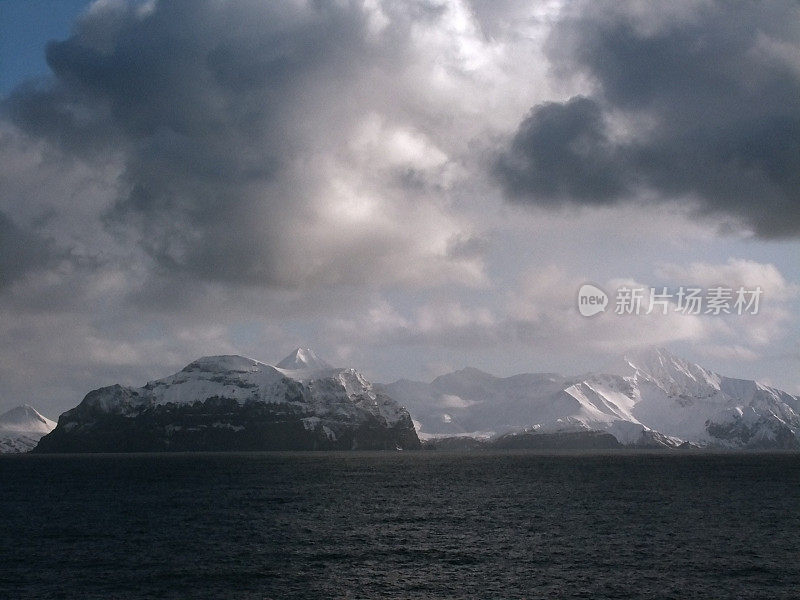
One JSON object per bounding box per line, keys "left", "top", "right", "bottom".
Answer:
{"left": 0, "top": 405, "right": 56, "bottom": 453}
{"left": 35, "top": 351, "right": 420, "bottom": 452}
{"left": 379, "top": 369, "right": 570, "bottom": 439}
{"left": 276, "top": 347, "right": 331, "bottom": 371}
{"left": 379, "top": 348, "right": 800, "bottom": 449}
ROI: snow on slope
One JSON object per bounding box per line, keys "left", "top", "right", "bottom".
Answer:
{"left": 0, "top": 405, "right": 56, "bottom": 453}
{"left": 144, "top": 356, "right": 287, "bottom": 406}
{"left": 378, "top": 369, "right": 580, "bottom": 439}
{"left": 276, "top": 348, "right": 331, "bottom": 371}
{"left": 627, "top": 348, "right": 800, "bottom": 446}
{"left": 380, "top": 347, "right": 800, "bottom": 448}
{"left": 81, "top": 351, "right": 407, "bottom": 427}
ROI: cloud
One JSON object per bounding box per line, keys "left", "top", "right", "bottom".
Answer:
{"left": 653, "top": 258, "right": 798, "bottom": 347}
{"left": 654, "top": 258, "right": 799, "bottom": 301}
{"left": 2, "top": 0, "right": 491, "bottom": 290}
{"left": 495, "top": 0, "right": 800, "bottom": 238}
{"left": 697, "top": 344, "right": 759, "bottom": 362}
{"left": 0, "top": 211, "right": 58, "bottom": 288}
{"left": 329, "top": 265, "right": 712, "bottom": 356}
{"left": 330, "top": 258, "right": 797, "bottom": 375}
{"left": 494, "top": 96, "right": 627, "bottom": 203}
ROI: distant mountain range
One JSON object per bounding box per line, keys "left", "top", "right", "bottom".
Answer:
{"left": 0, "top": 405, "right": 56, "bottom": 453}
{"left": 4, "top": 346, "right": 799, "bottom": 453}
{"left": 378, "top": 347, "right": 800, "bottom": 449}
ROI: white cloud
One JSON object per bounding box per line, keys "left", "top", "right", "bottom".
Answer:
{"left": 655, "top": 258, "right": 799, "bottom": 301}
{"left": 696, "top": 344, "right": 760, "bottom": 362}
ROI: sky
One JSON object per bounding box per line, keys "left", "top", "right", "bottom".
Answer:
{"left": 0, "top": 0, "right": 798, "bottom": 417}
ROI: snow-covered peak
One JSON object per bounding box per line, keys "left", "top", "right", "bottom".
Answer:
{"left": 624, "top": 346, "right": 691, "bottom": 372}
{"left": 144, "top": 355, "right": 285, "bottom": 406}
{"left": 276, "top": 348, "right": 331, "bottom": 371}
{"left": 624, "top": 347, "right": 722, "bottom": 396}
{"left": 0, "top": 405, "right": 56, "bottom": 433}
{"left": 81, "top": 351, "right": 407, "bottom": 426}
{"left": 430, "top": 366, "right": 496, "bottom": 388}
{"left": 383, "top": 347, "right": 800, "bottom": 448}
{"left": 183, "top": 355, "right": 266, "bottom": 373}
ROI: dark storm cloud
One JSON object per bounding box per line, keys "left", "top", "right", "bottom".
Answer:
{"left": 495, "top": 96, "right": 626, "bottom": 203}
{"left": 496, "top": 0, "right": 800, "bottom": 238}
{"left": 0, "top": 211, "right": 56, "bottom": 288}
{"left": 3, "top": 0, "right": 377, "bottom": 285}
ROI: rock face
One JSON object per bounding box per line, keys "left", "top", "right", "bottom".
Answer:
{"left": 0, "top": 405, "right": 56, "bottom": 453}
{"left": 380, "top": 348, "right": 800, "bottom": 450}
{"left": 35, "top": 351, "right": 420, "bottom": 453}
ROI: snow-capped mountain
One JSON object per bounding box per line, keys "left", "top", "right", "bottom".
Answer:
{"left": 36, "top": 350, "right": 419, "bottom": 452}
{"left": 276, "top": 347, "right": 331, "bottom": 371}
{"left": 378, "top": 369, "right": 571, "bottom": 440}
{"left": 379, "top": 348, "right": 800, "bottom": 449}
{"left": 0, "top": 405, "right": 56, "bottom": 453}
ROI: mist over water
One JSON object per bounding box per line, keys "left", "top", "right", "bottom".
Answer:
{"left": 2, "top": 451, "right": 798, "bottom": 599}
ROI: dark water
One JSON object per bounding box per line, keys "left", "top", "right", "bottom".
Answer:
{"left": 1, "top": 452, "right": 799, "bottom": 599}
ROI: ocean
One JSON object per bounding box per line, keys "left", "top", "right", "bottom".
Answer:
{"left": 1, "top": 451, "right": 798, "bottom": 599}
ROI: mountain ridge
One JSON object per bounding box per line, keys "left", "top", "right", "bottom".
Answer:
{"left": 378, "top": 347, "right": 800, "bottom": 449}
{"left": 35, "top": 350, "right": 420, "bottom": 453}
{"left": 0, "top": 405, "right": 56, "bottom": 453}
{"left": 14, "top": 346, "right": 800, "bottom": 452}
